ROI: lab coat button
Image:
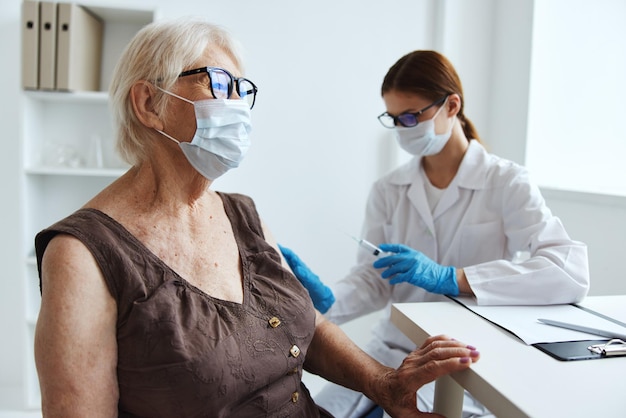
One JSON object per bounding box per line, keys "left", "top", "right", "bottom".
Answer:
{"left": 291, "top": 391, "right": 299, "bottom": 403}
{"left": 268, "top": 316, "right": 281, "bottom": 328}
{"left": 289, "top": 345, "right": 301, "bottom": 358}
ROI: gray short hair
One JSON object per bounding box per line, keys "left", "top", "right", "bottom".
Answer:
{"left": 109, "top": 17, "right": 244, "bottom": 165}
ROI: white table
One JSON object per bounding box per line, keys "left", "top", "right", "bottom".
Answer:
{"left": 390, "top": 295, "right": 626, "bottom": 418}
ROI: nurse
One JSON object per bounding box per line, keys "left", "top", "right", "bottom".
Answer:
{"left": 280, "top": 50, "right": 590, "bottom": 417}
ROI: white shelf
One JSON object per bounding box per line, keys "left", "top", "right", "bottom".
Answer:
{"left": 24, "top": 90, "right": 108, "bottom": 103}
{"left": 18, "top": 3, "right": 155, "bottom": 410}
{"left": 0, "top": 412, "right": 41, "bottom": 418}
{"left": 25, "top": 167, "right": 127, "bottom": 177}
{"left": 85, "top": 6, "right": 154, "bottom": 24}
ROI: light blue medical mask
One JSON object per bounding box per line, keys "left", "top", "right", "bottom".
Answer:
{"left": 156, "top": 87, "right": 252, "bottom": 181}
{"left": 394, "top": 98, "right": 453, "bottom": 156}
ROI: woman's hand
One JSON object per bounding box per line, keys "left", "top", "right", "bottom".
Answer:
{"left": 305, "top": 318, "right": 480, "bottom": 418}
{"left": 371, "top": 335, "right": 480, "bottom": 417}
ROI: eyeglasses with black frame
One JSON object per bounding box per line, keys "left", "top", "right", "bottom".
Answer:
{"left": 378, "top": 95, "right": 449, "bottom": 128}
{"left": 178, "top": 66, "right": 258, "bottom": 109}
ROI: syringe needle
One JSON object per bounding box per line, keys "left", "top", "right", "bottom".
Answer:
{"left": 342, "top": 230, "right": 384, "bottom": 257}
{"left": 358, "top": 238, "right": 382, "bottom": 256}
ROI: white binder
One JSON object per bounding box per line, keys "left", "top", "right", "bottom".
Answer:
{"left": 38, "top": 1, "right": 57, "bottom": 90}
{"left": 21, "top": 0, "right": 40, "bottom": 90}
{"left": 56, "top": 3, "right": 103, "bottom": 92}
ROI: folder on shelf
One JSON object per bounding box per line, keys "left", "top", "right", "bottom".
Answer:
{"left": 56, "top": 3, "right": 104, "bottom": 92}
{"left": 21, "top": 0, "right": 40, "bottom": 90}
{"left": 38, "top": 0, "right": 57, "bottom": 90}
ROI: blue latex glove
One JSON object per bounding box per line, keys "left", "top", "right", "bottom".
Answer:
{"left": 372, "top": 243, "right": 459, "bottom": 296}
{"left": 278, "top": 244, "right": 335, "bottom": 313}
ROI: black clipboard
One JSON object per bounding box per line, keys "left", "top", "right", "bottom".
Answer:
{"left": 446, "top": 296, "right": 626, "bottom": 361}
{"left": 533, "top": 339, "right": 626, "bottom": 361}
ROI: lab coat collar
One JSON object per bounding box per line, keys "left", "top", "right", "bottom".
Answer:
{"left": 387, "top": 140, "right": 489, "bottom": 191}
{"left": 455, "top": 140, "right": 490, "bottom": 190}
{"left": 393, "top": 140, "right": 490, "bottom": 232}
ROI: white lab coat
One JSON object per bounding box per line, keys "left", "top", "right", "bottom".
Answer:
{"left": 315, "top": 140, "right": 590, "bottom": 417}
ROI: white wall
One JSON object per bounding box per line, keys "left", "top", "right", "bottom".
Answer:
{"left": 525, "top": 0, "right": 626, "bottom": 295}
{"left": 2, "top": 0, "right": 624, "bottom": 411}
{"left": 0, "top": 0, "right": 28, "bottom": 409}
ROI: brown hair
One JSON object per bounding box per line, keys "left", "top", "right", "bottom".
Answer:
{"left": 381, "top": 50, "right": 480, "bottom": 142}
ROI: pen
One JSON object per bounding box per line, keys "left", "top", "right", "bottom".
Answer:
{"left": 537, "top": 318, "right": 626, "bottom": 340}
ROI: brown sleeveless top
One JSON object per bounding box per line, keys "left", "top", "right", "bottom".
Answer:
{"left": 35, "top": 192, "right": 331, "bottom": 417}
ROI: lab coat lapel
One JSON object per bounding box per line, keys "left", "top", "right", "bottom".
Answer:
{"left": 407, "top": 173, "right": 436, "bottom": 236}
{"left": 432, "top": 141, "right": 487, "bottom": 220}
{"left": 432, "top": 183, "right": 459, "bottom": 220}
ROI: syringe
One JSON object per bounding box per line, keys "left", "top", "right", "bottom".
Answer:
{"left": 346, "top": 233, "right": 385, "bottom": 257}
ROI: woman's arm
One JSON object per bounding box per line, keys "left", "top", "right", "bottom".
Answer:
{"left": 261, "top": 220, "right": 479, "bottom": 415}
{"left": 35, "top": 234, "right": 119, "bottom": 417}
{"left": 465, "top": 168, "right": 589, "bottom": 305}
{"left": 305, "top": 312, "right": 479, "bottom": 417}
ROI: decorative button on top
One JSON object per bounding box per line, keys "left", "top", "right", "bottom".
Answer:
{"left": 290, "top": 345, "right": 301, "bottom": 358}
{"left": 291, "top": 391, "right": 299, "bottom": 403}
{"left": 268, "top": 316, "right": 281, "bottom": 328}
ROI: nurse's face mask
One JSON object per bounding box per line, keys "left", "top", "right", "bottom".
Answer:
{"left": 155, "top": 66, "right": 258, "bottom": 181}
{"left": 378, "top": 95, "right": 454, "bottom": 156}
{"left": 394, "top": 96, "right": 454, "bottom": 156}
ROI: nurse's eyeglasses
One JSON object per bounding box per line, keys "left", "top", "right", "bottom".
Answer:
{"left": 178, "top": 66, "right": 258, "bottom": 109}
{"left": 378, "top": 95, "right": 449, "bottom": 128}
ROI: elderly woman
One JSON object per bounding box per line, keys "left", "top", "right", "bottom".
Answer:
{"left": 33, "top": 18, "right": 479, "bottom": 417}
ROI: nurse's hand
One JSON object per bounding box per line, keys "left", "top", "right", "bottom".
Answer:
{"left": 278, "top": 244, "right": 335, "bottom": 313}
{"left": 373, "top": 243, "right": 459, "bottom": 296}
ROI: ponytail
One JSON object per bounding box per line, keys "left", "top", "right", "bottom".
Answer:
{"left": 457, "top": 112, "right": 481, "bottom": 143}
